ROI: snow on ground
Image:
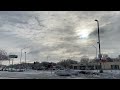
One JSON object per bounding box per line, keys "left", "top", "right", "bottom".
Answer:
{"left": 75, "top": 70, "right": 120, "bottom": 79}
{"left": 0, "top": 70, "right": 84, "bottom": 79}
{"left": 0, "top": 70, "right": 120, "bottom": 79}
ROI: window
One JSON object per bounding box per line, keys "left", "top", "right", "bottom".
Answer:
{"left": 80, "top": 66, "right": 86, "bottom": 70}
{"left": 88, "top": 66, "right": 94, "bottom": 70}
{"left": 111, "top": 65, "right": 119, "bottom": 70}
{"left": 74, "top": 66, "right": 77, "bottom": 70}
{"left": 95, "top": 65, "right": 101, "bottom": 69}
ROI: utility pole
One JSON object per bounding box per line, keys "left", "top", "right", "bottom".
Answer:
{"left": 95, "top": 19, "right": 103, "bottom": 73}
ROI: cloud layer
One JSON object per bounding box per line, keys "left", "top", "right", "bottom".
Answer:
{"left": 0, "top": 11, "right": 120, "bottom": 64}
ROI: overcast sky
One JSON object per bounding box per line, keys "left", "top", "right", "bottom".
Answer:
{"left": 0, "top": 11, "right": 120, "bottom": 65}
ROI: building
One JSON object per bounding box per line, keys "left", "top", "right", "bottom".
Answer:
{"left": 71, "top": 61, "right": 120, "bottom": 70}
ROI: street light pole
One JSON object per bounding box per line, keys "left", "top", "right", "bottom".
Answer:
{"left": 25, "top": 52, "right": 27, "bottom": 70}
{"left": 19, "top": 49, "right": 23, "bottom": 70}
{"left": 25, "top": 52, "right": 26, "bottom": 63}
{"left": 95, "top": 19, "right": 103, "bottom": 73}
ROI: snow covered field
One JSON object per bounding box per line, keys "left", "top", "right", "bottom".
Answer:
{"left": 0, "top": 70, "right": 120, "bottom": 79}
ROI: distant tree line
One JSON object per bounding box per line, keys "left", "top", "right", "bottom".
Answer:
{"left": 57, "top": 59, "right": 78, "bottom": 69}
{"left": 3, "top": 54, "right": 120, "bottom": 70}
{"left": 1, "top": 49, "right": 120, "bottom": 70}
{"left": 5, "top": 59, "right": 78, "bottom": 70}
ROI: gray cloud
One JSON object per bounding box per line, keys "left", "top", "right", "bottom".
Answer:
{"left": 89, "top": 27, "right": 107, "bottom": 38}
{"left": 0, "top": 11, "right": 120, "bottom": 65}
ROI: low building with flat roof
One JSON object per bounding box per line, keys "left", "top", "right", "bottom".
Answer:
{"left": 71, "top": 61, "right": 120, "bottom": 70}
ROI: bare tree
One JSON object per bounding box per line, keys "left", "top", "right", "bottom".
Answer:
{"left": 80, "top": 56, "right": 89, "bottom": 64}
{"left": 0, "top": 49, "right": 9, "bottom": 61}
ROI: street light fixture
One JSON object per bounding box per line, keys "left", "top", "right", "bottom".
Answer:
{"left": 95, "top": 19, "right": 103, "bottom": 73}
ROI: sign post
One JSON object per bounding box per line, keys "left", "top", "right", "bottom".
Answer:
{"left": 9, "top": 55, "right": 18, "bottom": 71}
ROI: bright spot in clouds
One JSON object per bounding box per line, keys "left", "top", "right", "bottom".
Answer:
{"left": 79, "top": 31, "right": 89, "bottom": 39}
{"left": 75, "top": 28, "right": 90, "bottom": 39}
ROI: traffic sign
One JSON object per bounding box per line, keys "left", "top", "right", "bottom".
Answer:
{"left": 9, "top": 55, "right": 18, "bottom": 58}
